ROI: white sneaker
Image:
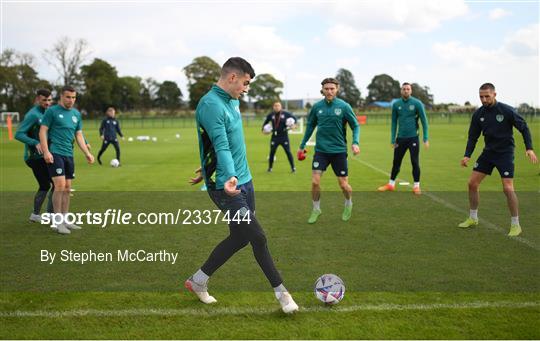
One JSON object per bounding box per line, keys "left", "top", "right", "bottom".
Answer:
{"left": 184, "top": 278, "right": 217, "bottom": 304}
{"left": 56, "top": 224, "right": 71, "bottom": 235}
{"left": 29, "top": 213, "right": 41, "bottom": 223}
{"left": 64, "top": 222, "right": 82, "bottom": 230}
{"left": 276, "top": 291, "right": 299, "bottom": 314}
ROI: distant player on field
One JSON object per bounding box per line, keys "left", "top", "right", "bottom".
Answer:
{"left": 39, "top": 86, "right": 95, "bottom": 235}
{"left": 298, "top": 77, "right": 360, "bottom": 223}
{"left": 378, "top": 82, "right": 429, "bottom": 195}
{"left": 185, "top": 57, "right": 299, "bottom": 314}
{"left": 15, "top": 89, "right": 54, "bottom": 223}
{"left": 261, "top": 101, "right": 297, "bottom": 173}
{"left": 459, "top": 83, "right": 537, "bottom": 236}
{"left": 97, "top": 106, "right": 124, "bottom": 165}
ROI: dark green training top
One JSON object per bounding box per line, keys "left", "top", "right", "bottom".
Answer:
{"left": 196, "top": 85, "right": 251, "bottom": 190}
{"left": 15, "top": 105, "right": 46, "bottom": 161}
{"left": 391, "top": 96, "right": 429, "bottom": 144}
{"left": 300, "top": 97, "right": 360, "bottom": 153}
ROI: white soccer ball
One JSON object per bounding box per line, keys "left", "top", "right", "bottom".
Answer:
{"left": 128, "top": 137, "right": 133, "bottom": 142}
{"left": 263, "top": 123, "right": 272, "bottom": 134}
{"left": 151, "top": 137, "right": 157, "bottom": 142}
{"left": 286, "top": 117, "right": 295, "bottom": 127}
{"left": 175, "top": 133, "right": 181, "bottom": 139}
{"left": 314, "top": 274, "right": 345, "bottom": 305}
{"left": 110, "top": 159, "right": 120, "bottom": 168}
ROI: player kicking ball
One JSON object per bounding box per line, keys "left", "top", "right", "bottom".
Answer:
{"left": 185, "top": 57, "right": 298, "bottom": 314}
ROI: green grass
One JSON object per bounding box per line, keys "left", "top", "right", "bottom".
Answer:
{"left": 0, "top": 120, "right": 539, "bottom": 339}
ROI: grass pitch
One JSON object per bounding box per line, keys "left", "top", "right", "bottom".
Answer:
{"left": 1, "top": 118, "right": 539, "bottom": 339}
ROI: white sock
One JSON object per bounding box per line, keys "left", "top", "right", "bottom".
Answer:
{"left": 511, "top": 216, "right": 519, "bottom": 225}
{"left": 313, "top": 200, "right": 320, "bottom": 211}
{"left": 470, "top": 209, "right": 478, "bottom": 220}
{"left": 389, "top": 180, "right": 396, "bottom": 186}
{"left": 274, "top": 284, "right": 287, "bottom": 299}
{"left": 414, "top": 182, "right": 420, "bottom": 188}
{"left": 344, "top": 198, "right": 352, "bottom": 207}
{"left": 193, "top": 269, "right": 209, "bottom": 286}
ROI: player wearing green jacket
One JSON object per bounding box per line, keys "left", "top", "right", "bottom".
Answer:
{"left": 378, "top": 83, "right": 429, "bottom": 195}
{"left": 298, "top": 77, "right": 360, "bottom": 223}
{"left": 185, "top": 57, "right": 298, "bottom": 314}
{"left": 15, "top": 89, "right": 54, "bottom": 222}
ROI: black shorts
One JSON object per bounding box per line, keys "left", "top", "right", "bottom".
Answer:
{"left": 474, "top": 151, "right": 514, "bottom": 178}
{"left": 208, "top": 180, "right": 255, "bottom": 219}
{"left": 25, "top": 158, "right": 51, "bottom": 187}
{"left": 312, "top": 151, "right": 348, "bottom": 177}
{"left": 47, "top": 153, "right": 75, "bottom": 179}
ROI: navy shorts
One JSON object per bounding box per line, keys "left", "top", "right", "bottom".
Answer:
{"left": 47, "top": 153, "right": 75, "bottom": 179}
{"left": 312, "top": 151, "right": 348, "bottom": 177}
{"left": 474, "top": 151, "right": 514, "bottom": 178}
{"left": 208, "top": 180, "right": 255, "bottom": 224}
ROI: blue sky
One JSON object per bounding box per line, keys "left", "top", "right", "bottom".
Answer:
{"left": 1, "top": 0, "right": 538, "bottom": 106}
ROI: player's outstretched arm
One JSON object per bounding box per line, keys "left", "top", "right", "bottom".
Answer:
{"left": 189, "top": 167, "right": 203, "bottom": 185}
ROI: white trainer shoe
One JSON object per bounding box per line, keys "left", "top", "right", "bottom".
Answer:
{"left": 276, "top": 291, "right": 299, "bottom": 314}
{"left": 184, "top": 278, "right": 217, "bottom": 304}
{"left": 56, "top": 224, "right": 71, "bottom": 235}
{"left": 64, "top": 222, "right": 82, "bottom": 230}
{"left": 29, "top": 213, "right": 42, "bottom": 223}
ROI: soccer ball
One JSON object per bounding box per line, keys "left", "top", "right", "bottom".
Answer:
{"left": 286, "top": 117, "right": 295, "bottom": 127}
{"left": 262, "top": 123, "right": 272, "bottom": 134}
{"left": 110, "top": 159, "right": 120, "bottom": 168}
{"left": 127, "top": 137, "right": 133, "bottom": 142}
{"left": 314, "top": 274, "right": 345, "bottom": 304}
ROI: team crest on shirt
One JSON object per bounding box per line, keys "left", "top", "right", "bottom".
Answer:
{"left": 398, "top": 106, "right": 402, "bottom": 110}
{"left": 409, "top": 105, "right": 415, "bottom": 110}
{"left": 496, "top": 114, "right": 504, "bottom": 122}
{"left": 480, "top": 117, "right": 484, "bottom": 122}
{"left": 334, "top": 108, "right": 342, "bottom": 116}
{"left": 72, "top": 116, "right": 78, "bottom": 123}
{"left": 113, "top": 121, "right": 116, "bottom": 125}
{"left": 59, "top": 114, "right": 64, "bottom": 118}
{"left": 318, "top": 110, "right": 323, "bottom": 114}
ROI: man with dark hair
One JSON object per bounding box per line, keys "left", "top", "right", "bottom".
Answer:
{"left": 262, "top": 101, "right": 297, "bottom": 173}
{"left": 39, "top": 86, "right": 95, "bottom": 235}
{"left": 298, "top": 77, "right": 360, "bottom": 223}
{"left": 459, "top": 83, "right": 537, "bottom": 236}
{"left": 185, "top": 57, "right": 299, "bottom": 314}
{"left": 15, "top": 89, "right": 54, "bottom": 222}
{"left": 378, "top": 82, "right": 429, "bottom": 194}
{"left": 97, "top": 106, "right": 124, "bottom": 165}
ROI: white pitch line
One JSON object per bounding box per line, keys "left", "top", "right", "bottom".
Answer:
{"left": 1, "top": 301, "right": 538, "bottom": 318}
{"left": 351, "top": 157, "right": 540, "bottom": 251}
